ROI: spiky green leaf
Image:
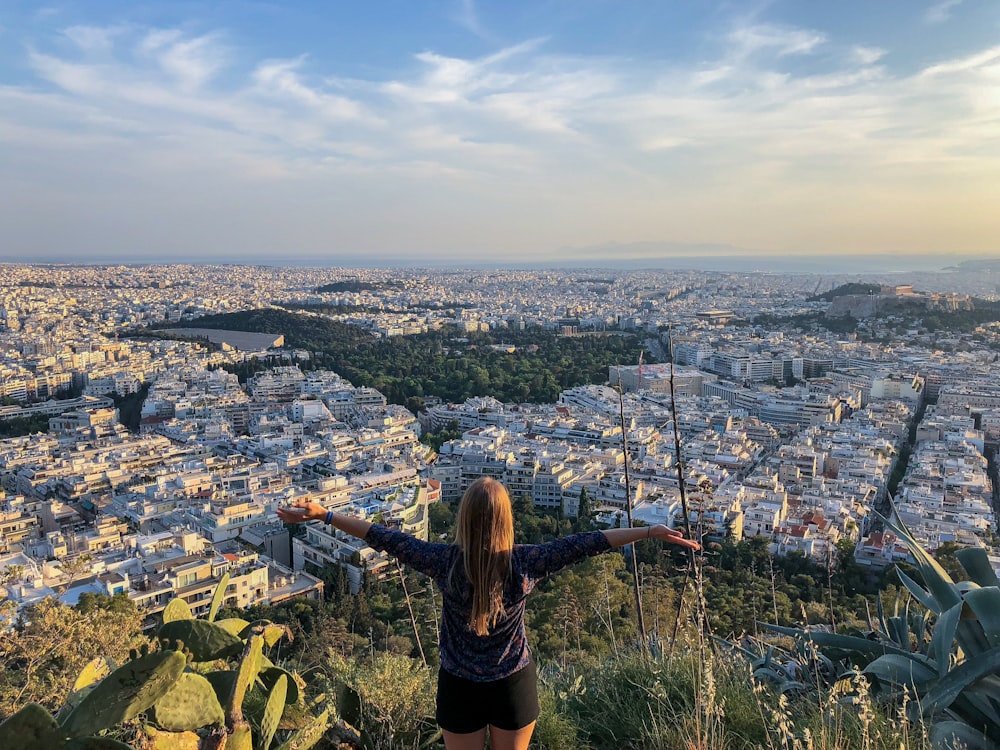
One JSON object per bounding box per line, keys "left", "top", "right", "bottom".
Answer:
{"left": 877, "top": 508, "right": 961, "bottom": 612}
{"left": 957, "top": 547, "right": 1000, "bottom": 588}
{"left": 760, "top": 624, "right": 913, "bottom": 661}
{"left": 863, "top": 653, "right": 936, "bottom": 691}
{"left": 930, "top": 602, "right": 963, "bottom": 676}
{"left": 930, "top": 720, "right": 993, "bottom": 750}
{"left": 919, "top": 646, "right": 1000, "bottom": 720}
{"left": 963, "top": 588, "right": 1000, "bottom": 648}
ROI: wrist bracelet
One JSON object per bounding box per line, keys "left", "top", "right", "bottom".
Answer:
{"left": 325, "top": 510, "right": 334, "bottom": 525}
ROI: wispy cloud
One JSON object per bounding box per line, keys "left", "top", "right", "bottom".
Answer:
{"left": 10, "top": 19, "right": 1000, "bottom": 181}
{"left": 453, "top": 0, "right": 487, "bottom": 38}
{"left": 726, "top": 23, "right": 826, "bottom": 59}
{"left": 851, "top": 46, "right": 887, "bottom": 66}
{"left": 924, "top": 0, "right": 963, "bottom": 24}
{"left": 2, "top": 11, "right": 1000, "bottom": 259}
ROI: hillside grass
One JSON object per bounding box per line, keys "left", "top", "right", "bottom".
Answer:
{"left": 332, "top": 647, "right": 925, "bottom": 750}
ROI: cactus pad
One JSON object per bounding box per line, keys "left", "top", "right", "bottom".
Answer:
{"left": 158, "top": 619, "right": 244, "bottom": 662}
{"left": 73, "top": 656, "right": 114, "bottom": 692}
{"left": 214, "top": 617, "right": 251, "bottom": 636}
{"left": 62, "top": 650, "right": 187, "bottom": 738}
{"left": 259, "top": 673, "right": 287, "bottom": 750}
{"left": 144, "top": 727, "right": 203, "bottom": 750}
{"left": 273, "top": 708, "right": 331, "bottom": 750}
{"left": 162, "top": 598, "right": 193, "bottom": 623}
{"left": 0, "top": 703, "right": 65, "bottom": 750}
{"left": 207, "top": 572, "right": 230, "bottom": 623}
{"left": 260, "top": 667, "right": 299, "bottom": 705}
{"left": 152, "top": 672, "right": 225, "bottom": 731}
{"left": 65, "top": 738, "right": 136, "bottom": 749}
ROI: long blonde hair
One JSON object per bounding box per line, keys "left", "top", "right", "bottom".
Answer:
{"left": 454, "top": 477, "right": 514, "bottom": 636}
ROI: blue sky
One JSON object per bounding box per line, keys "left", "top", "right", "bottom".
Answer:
{"left": 1, "top": 0, "right": 998, "bottom": 265}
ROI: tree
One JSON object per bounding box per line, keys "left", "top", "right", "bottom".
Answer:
{"left": 0, "top": 596, "right": 144, "bottom": 718}
{"left": 575, "top": 487, "right": 593, "bottom": 530}
{"left": 57, "top": 554, "right": 93, "bottom": 593}
{"left": 428, "top": 501, "right": 455, "bottom": 537}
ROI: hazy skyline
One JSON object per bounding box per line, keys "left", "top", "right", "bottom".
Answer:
{"left": 1, "top": 0, "right": 998, "bottom": 266}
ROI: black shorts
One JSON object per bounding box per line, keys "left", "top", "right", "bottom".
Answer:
{"left": 436, "top": 658, "right": 540, "bottom": 733}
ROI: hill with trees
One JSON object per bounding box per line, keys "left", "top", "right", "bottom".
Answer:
{"left": 808, "top": 282, "right": 881, "bottom": 302}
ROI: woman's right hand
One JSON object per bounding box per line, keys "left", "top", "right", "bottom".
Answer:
{"left": 648, "top": 525, "right": 701, "bottom": 551}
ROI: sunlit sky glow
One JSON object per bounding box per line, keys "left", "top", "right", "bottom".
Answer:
{"left": 1, "top": 0, "right": 999, "bottom": 266}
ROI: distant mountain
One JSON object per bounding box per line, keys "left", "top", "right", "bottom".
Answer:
{"left": 950, "top": 258, "right": 1000, "bottom": 272}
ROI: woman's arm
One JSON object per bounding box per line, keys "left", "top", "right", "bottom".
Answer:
{"left": 519, "top": 525, "right": 702, "bottom": 580}
{"left": 602, "top": 524, "right": 701, "bottom": 551}
{"left": 276, "top": 500, "right": 453, "bottom": 579}
{"left": 277, "top": 501, "right": 372, "bottom": 539}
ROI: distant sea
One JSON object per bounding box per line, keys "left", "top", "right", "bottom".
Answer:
{"left": 3, "top": 253, "right": 984, "bottom": 275}
{"left": 267, "top": 253, "right": 975, "bottom": 275}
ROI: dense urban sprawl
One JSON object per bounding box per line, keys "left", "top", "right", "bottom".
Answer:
{"left": 1, "top": 262, "right": 999, "bottom": 628}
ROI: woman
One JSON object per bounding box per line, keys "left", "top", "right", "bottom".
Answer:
{"left": 277, "top": 476, "right": 699, "bottom": 750}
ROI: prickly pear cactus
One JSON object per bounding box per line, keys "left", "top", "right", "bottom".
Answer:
{"left": 206, "top": 572, "right": 230, "bottom": 624}
{"left": 62, "top": 650, "right": 187, "bottom": 738}
{"left": 151, "top": 673, "right": 225, "bottom": 732}
{"left": 161, "top": 598, "right": 193, "bottom": 623}
{"left": 158, "top": 619, "right": 243, "bottom": 662}
{"left": 0, "top": 702, "right": 65, "bottom": 750}
{"left": 64, "top": 738, "right": 135, "bottom": 749}
{"left": 214, "top": 618, "right": 250, "bottom": 636}
{"left": 73, "top": 656, "right": 115, "bottom": 692}
{"left": 259, "top": 673, "right": 287, "bottom": 750}
{"left": 260, "top": 667, "right": 299, "bottom": 705}
{"left": 144, "top": 726, "right": 202, "bottom": 750}
{"left": 4, "top": 576, "right": 331, "bottom": 750}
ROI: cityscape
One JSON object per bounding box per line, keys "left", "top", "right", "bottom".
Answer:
{"left": 2, "top": 261, "right": 999, "bottom": 627}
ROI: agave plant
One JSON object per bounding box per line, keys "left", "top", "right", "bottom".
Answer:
{"left": 0, "top": 573, "right": 333, "bottom": 750}
{"left": 762, "top": 503, "right": 1000, "bottom": 750}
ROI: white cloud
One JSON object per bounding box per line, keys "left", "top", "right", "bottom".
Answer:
{"left": 727, "top": 23, "right": 826, "bottom": 59}
{"left": 251, "top": 57, "right": 378, "bottom": 124}
{"left": 851, "top": 46, "right": 887, "bottom": 66}
{"left": 453, "top": 0, "right": 486, "bottom": 38}
{"left": 153, "top": 33, "right": 227, "bottom": 91}
{"left": 63, "top": 25, "right": 123, "bottom": 54}
{"left": 924, "top": 0, "right": 963, "bottom": 25}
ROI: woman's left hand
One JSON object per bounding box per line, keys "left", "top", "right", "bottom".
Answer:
{"left": 648, "top": 525, "right": 701, "bottom": 551}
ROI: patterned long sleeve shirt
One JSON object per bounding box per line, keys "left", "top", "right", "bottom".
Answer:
{"left": 364, "top": 525, "right": 611, "bottom": 682}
